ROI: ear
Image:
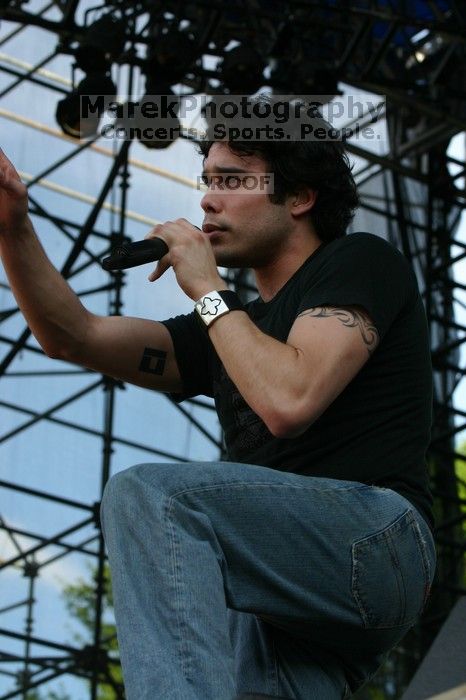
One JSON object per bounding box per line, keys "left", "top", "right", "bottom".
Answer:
{"left": 289, "top": 187, "right": 317, "bottom": 217}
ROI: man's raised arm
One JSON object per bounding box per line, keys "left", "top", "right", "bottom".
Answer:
{"left": 0, "top": 148, "right": 183, "bottom": 393}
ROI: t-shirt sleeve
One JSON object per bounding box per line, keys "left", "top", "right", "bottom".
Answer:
{"left": 296, "top": 233, "right": 416, "bottom": 341}
{"left": 160, "top": 311, "right": 214, "bottom": 401}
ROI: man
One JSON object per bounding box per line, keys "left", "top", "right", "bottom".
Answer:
{"left": 0, "top": 119, "right": 435, "bottom": 700}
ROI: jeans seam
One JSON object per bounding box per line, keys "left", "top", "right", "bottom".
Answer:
{"left": 351, "top": 508, "right": 413, "bottom": 629}
{"left": 270, "top": 632, "right": 280, "bottom": 697}
{"left": 165, "top": 496, "right": 193, "bottom": 685}
{"left": 351, "top": 509, "right": 431, "bottom": 630}
{"left": 168, "top": 481, "right": 369, "bottom": 501}
{"left": 386, "top": 534, "right": 405, "bottom": 626}
{"left": 410, "top": 516, "right": 433, "bottom": 607}
{"left": 351, "top": 542, "right": 369, "bottom": 628}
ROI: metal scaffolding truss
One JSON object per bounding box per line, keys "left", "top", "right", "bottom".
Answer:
{"left": 0, "top": 1, "right": 465, "bottom": 698}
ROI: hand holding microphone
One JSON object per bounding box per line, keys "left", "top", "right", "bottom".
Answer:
{"left": 101, "top": 219, "right": 225, "bottom": 302}
{"left": 101, "top": 224, "right": 202, "bottom": 271}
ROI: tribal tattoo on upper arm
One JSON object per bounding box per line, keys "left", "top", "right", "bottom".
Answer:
{"left": 297, "top": 306, "right": 380, "bottom": 356}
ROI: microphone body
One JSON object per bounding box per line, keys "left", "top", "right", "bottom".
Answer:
{"left": 101, "top": 238, "right": 169, "bottom": 271}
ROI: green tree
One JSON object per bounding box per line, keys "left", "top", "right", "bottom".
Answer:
{"left": 455, "top": 439, "right": 466, "bottom": 503}
{"left": 454, "top": 438, "right": 466, "bottom": 588}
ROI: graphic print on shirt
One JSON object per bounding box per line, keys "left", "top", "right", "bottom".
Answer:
{"left": 213, "top": 363, "right": 270, "bottom": 458}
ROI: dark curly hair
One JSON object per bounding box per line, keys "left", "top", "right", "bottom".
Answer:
{"left": 197, "top": 101, "right": 360, "bottom": 243}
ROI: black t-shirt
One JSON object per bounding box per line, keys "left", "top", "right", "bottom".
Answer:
{"left": 161, "top": 232, "right": 434, "bottom": 531}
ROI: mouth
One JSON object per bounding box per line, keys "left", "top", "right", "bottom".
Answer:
{"left": 202, "top": 223, "right": 226, "bottom": 239}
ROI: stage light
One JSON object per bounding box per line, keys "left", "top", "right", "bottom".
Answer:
{"left": 56, "top": 73, "right": 117, "bottom": 139}
{"left": 136, "top": 120, "right": 181, "bottom": 149}
{"left": 220, "top": 45, "right": 266, "bottom": 93}
{"left": 55, "top": 12, "right": 125, "bottom": 139}
{"left": 114, "top": 85, "right": 181, "bottom": 150}
{"left": 405, "top": 29, "right": 449, "bottom": 71}
{"left": 146, "top": 27, "right": 197, "bottom": 86}
{"left": 75, "top": 12, "right": 127, "bottom": 73}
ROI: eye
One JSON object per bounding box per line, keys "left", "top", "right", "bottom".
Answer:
{"left": 225, "top": 175, "right": 242, "bottom": 189}
{"left": 201, "top": 174, "right": 209, "bottom": 186}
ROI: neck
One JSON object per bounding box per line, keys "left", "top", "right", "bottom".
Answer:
{"left": 253, "top": 232, "right": 322, "bottom": 302}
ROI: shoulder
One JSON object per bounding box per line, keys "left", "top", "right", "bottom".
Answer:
{"left": 293, "top": 232, "right": 418, "bottom": 338}
{"left": 321, "top": 232, "right": 412, "bottom": 274}
{"left": 326, "top": 232, "right": 404, "bottom": 255}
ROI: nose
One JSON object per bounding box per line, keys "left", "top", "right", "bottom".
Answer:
{"left": 200, "top": 188, "right": 223, "bottom": 213}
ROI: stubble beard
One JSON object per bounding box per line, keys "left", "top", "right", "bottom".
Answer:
{"left": 212, "top": 221, "right": 288, "bottom": 270}
{"left": 213, "top": 241, "right": 276, "bottom": 270}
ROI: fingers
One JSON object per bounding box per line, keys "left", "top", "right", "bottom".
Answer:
{"left": 0, "top": 169, "right": 25, "bottom": 197}
{"left": 144, "top": 223, "right": 163, "bottom": 241}
{"left": 144, "top": 226, "right": 170, "bottom": 282}
{"left": 144, "top": 220, "right": 202, "bottom": 283}
{"left": 0, "top": 148, "right": 19, "bottom": 181}
{"left": 148, "top": 255, "right": 170, "bottom": 282}
{"left": 0, "top": 147, "right": 11, "bottom": 167}
{"left": 144, "top": 219, "right": 199, "bottom": 244}
{"left": 0, "top": 150, "right": 25, "bottom": 198}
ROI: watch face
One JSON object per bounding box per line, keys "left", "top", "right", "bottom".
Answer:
{"left": 195, "top": 293, "right": 229, "bottom": 326}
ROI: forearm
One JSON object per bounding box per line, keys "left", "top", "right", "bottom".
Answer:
{"left": 0, "top": 217, "right": 91, "bottom": 357}
{"left": 207, "top": 310, "right": 306, "bottom": 437}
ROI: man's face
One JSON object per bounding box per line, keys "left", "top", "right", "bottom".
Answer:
{"left": 200, "top": 142, "right": 294, "bottom": 269}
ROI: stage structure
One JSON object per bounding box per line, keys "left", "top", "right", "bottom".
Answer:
{"left": 0, "top": 1, "right": 465, "bottom": 698}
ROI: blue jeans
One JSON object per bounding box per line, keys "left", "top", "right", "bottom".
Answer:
{"left": 100, "top": 461, "right": 436, "bottom": 700}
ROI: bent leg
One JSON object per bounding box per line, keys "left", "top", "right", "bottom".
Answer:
{"left": 101, "top": 461, "right": 436, "bottom": 699}
{"left": 100, "top": 462, "right": 237, "bottom": 700}
{"left": 228, "top": 609, "right": 351, "bottom": 699}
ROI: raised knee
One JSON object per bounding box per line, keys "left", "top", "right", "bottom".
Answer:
{"left": 101, "top": 464, "right": 151, "bottom": 523}
{"left": 100, "top": 462, "right": 177, "bottom": 525}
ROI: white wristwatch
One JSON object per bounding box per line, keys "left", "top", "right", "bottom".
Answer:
{"left": 194, "top": 290, "right": 244, "bottom": 328}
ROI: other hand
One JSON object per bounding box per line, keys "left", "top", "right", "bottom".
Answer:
{"left": 0, "top": 148, "right": 29, "bottom": 236}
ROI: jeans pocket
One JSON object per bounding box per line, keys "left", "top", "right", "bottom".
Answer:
{"left": 351, "top": 508, "right": 432, "bottom": 630}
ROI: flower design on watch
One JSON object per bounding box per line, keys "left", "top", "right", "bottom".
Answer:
{"left": 195, "top": 290, "right": 244, "bottom": 329}
{"left": 200, "top": 296, "right": 222, "bottom": 316}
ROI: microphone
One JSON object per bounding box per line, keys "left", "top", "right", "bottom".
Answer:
{"left": 101, "top": 238, "right": 169, "bottom": 271}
